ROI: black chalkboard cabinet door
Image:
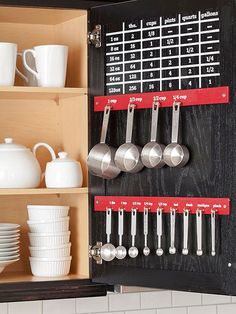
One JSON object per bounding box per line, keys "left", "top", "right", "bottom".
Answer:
{"left": 88, "top": 0, "right": 236, "bottom": 296}
{"left": 0, "top": 0, "right": 233, "bottom": 303}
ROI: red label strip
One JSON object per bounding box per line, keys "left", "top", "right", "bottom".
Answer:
{"left": 94, "top": 86, "right": 229, "bottom": 112}
{"left": 94, "top": 196, "right": 230, "bottom": 215}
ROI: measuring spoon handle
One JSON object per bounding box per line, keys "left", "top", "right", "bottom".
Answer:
{"left": 118, "top": 208, "right": 124, "bottom": 246}
{"left": 106, "top": 208, "right": 112, "bottom": 243}
{"left": 131, "top": 208, "right": 137, "bottom": 246}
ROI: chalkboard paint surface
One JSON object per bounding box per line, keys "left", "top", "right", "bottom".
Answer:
{"left": 105, "top": 9, "right": 221, "bottom": 95}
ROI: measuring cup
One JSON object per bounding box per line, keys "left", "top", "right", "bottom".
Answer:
{"left": 87, "top": 105, "right": 121, "bottom": 179}
{"left": 163, "top": 102, "right": 189, "bottom": 168}
{"left": 114, "top": 104, "right": 144, "bottom": 173}
{"left": 141, "top": 101, "right": 165, "bottom": 168}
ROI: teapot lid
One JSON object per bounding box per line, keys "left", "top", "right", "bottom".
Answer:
{"left": 0, "top": 138, "right": 28, "bottom": 151}
{"left": 52, "top": 151, "right": 78, "bottom": 163}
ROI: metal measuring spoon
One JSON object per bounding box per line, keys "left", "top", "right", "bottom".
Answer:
{"left": 196, "top": 209, "right": 203, "bottom": 256}
{"left": 143, "top": 208, "right": 150, "bottom": 256}
{"left": 182, "top": 209, "right": 189, "bottom": 255}
{"left": 211, "top": 210, "right": 216, "bottom": 256}
{"left": 116, "top": 208, "right": 127, "bottom": 259}
{"left": 128, "top": 208, "right": 139, "bottom": 258}
{"left": 163, "top": 101, "right": 189, "bottom": 168}
{"left": 156, "top": 208, "right": 163, "bottom": 256}
{"left": 169, "top": 208, "right": 176, "bottom": 254}
{"left": 100, "top": 208, "right": 116, "bottom": 262}
{"left": 141, "top": 102, "right": 165, "bottom": 168}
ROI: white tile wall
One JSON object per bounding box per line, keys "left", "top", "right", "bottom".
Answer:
{"left": 3, "top": 290, "right": 236, "bottom": 314}
{"left": 0, "top": 304, "right": 7, "bottom": 314}
{"left": 202, "top": 293, "right": 231, "bottom": 305}
{"left": 217, "top": 303, "right": 236, "bottom": 314}
{"left": 124, "top": 310, "right": 156, "bottom": 314}
{"left": 172, "top": 291, "right": 201, "bottom": 307}
{"left": 76, "top": 296, "right": 108, "bottom": 313}
{"left": 157, "top": 307, "right": 187, "bottom": 314}
{"left": 109, "top": 292, "right": 140, "bottom": 311}
{"left": 141, "top": 291, "right": 172, "bottom": 309}
{"left": 43, "top": 298, "right": 76, "bottom": 314}
{"left": 188, "top": 305, "right": 217, "bottom": 314}
{"left": 8, "top": 301, "right": 42, "bottom": 314}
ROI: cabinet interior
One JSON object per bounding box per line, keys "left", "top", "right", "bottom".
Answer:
{"left": 0, "top": 6, "right": 89, "bottom": 282}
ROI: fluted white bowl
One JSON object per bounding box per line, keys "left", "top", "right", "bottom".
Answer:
{"left": 29, "top": 256, "right": 72, "bottom": 277}
{"left": 27, "top": 205, "right": 69, "bottom": 221}
{"left": 29, "top": 243, "right": 71, "bottom": 258}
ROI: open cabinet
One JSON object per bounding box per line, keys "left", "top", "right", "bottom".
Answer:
{"left": 0, "top": 2, "right": 110, "bottom": 302}
{"left": 0, "top": 0, "right": 234, "bottom": 303}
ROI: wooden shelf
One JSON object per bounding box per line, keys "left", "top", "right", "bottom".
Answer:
{"left": 0, "top": 87, "right": 87, "bottom": 100}
{"left": 0, "top": 272, "right": 109, "bottom": 302}
{"left": 0, "top": 272, "right": 89, "bottom": 283}
{"left": 0, "top": 187, "right": 88, "bottom": 196}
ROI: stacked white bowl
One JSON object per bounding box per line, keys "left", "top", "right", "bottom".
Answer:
{"left": 0, "top": 223, "right": 20, "bottom": 274}
{"left": 27, "top": 205, "right": 72, "bottom": 277}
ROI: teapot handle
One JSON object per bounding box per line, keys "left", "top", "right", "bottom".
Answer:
{"left": 33, "top": 143, "right": 56, "bottom": 180}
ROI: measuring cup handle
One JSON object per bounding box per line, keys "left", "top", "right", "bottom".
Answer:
{"left": 171, "top": 101, "right": 181, "bottom": 144}
{"left": 126, "top": 104, "right": 135, "bottom": 144}
{"left": 150, "top": 102, "right": 160, "bottom": 142}
{"left": 100, "top": 106, "right": 111, "bottom": 144}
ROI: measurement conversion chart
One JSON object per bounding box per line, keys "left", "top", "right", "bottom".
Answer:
{"left": 105, "top": 10, "right": 220, "bottom": 95}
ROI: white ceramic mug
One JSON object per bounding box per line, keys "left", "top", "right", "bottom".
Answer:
{"left": 23, "top": 45, "right": 68, "bottom": 87}
{"left": 16, "top": 51, "right": 38, "bottom": 87}
{"left": 0, "top": 42, "right": 17, "bottom": 86}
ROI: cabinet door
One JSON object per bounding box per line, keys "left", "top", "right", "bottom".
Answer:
{"left": 89, "top": 0, "right": 236, "bottom": 295}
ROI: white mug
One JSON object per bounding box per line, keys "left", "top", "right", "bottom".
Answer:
{"left": 16, "top": 51, "right": 38, "bottom": 87}
{"left": 0, "top": 42, "right": 17, "bottom": 86}
{"left": 23, "top": 45, "right": 68, "bottom": 87}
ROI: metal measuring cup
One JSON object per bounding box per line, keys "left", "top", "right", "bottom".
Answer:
{"left": 141, "top": 101, "right": 165, "bottom": 168}
{"left": 163, "top": 101, "right": 189, "bottom": 168}
{"left": 87, "top": 105, "right": 121, "bottom": 179}
{"left": 114, "top": 104, "right": 144, "bottom": 173}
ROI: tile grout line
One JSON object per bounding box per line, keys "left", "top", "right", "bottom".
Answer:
{"left": 108, "top": 293, "right": 110, "bottom": 312}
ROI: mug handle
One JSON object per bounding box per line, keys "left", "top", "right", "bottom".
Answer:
{"left": 23, "top": 49, "right": 39, "bottom": 79}
{"left": 33, "top": 143, "right": 56, "bottom": 181}
{"left": 16, "top": 52, "right": 28, "bottom": 83}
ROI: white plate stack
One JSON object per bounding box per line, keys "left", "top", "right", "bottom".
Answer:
{"left": 0, "top": 223, "right": 20, "bottom": 274}
{"left": 27, "top": 205, "right": 72, "bottom": 277}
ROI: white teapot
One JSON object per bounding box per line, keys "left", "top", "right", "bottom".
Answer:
{"left": 45, "top": 152, "right": 83, "bottom": 188}
{"left": 0, "top": 138, "right": 56, "bottom": 188}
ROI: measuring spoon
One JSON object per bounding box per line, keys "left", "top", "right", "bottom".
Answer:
{"left": 128, "top": 208, "right": 139, "bottom": 258}
{"left": 141, "top": 102, "right": 165, "bottom": 168}
{"left": 196, "top": 209, "right": 203, "bottom": 256}
{"left": 163, "top": 101, "right": 189, "bottom": 168}
{"left": 100, "top": 208, "right": 116, "bottom": 262}
{"left": 211, "top": 210, "right": 216, "bottom": 256}
{"left": 116, "top": 208, "right": 127, "bottom": 259}
{"left": 169, "top": 208, "right": 176, "bottom": 254}
{"left": 156, "top": 208, "right": 163, "bottom": 256}
{"left": 182, "top": 209, "right": 189, "bottom": 255}
{"left": 143, "top": 207, "right": 150, "bottom": 256}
